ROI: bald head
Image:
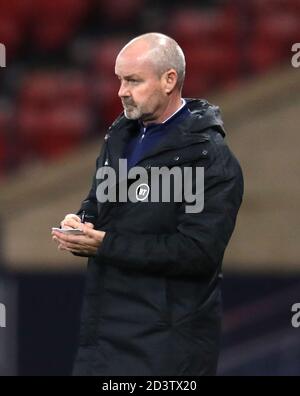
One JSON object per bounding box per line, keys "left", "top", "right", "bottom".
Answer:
{"left": 117, "top": 33, "right": 186, "bottom": 91}
{"left": 115, "top": 33, "right": 185, "bottom": 124}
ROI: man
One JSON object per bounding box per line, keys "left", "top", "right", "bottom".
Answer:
{"left": 52, "top": 33, "right": 243, "bottom": 376}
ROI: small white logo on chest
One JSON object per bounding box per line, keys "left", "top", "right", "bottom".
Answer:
{"left": 136, "top": 184, "right": 150, "bottom": 201}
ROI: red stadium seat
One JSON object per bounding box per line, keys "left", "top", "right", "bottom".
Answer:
{"left": 20, "top": 71, "right": 90, "bottom": 108}
{"left": 92, "top": 38, "right": 126, "bottom": 76}
{"left": 249, "top": 12, "right": 299, "bottom": 67}
{"left": 0, "top": 0, "right": 34, "bottom": 58}
{"left": 168, "top": 8, "right": 220, "bottom": 45}
{"left": 30, "top": 0, "right": 90, "bottom": 51}
{"left": 248, "top": 0, "right": 300, "bottom": 14}
{"left": 33, "top": 21, "right": 77, "bottom": 52}
{"left": 18, "top": 105, "right": 90, "bottom": 159}
{"left": 0, "top": 0, "right": 33, "bottom": 23}
{"left": 93, "top": 77, "right": 123, "bottom": 125}
{"left": 184, "top": 44, "right": 240, "bottom": 84}
{"left": 31, "top": 0, "right": 88, "bottom": 21}
{"left": 39, "top": 106, "right": 90, "bottom": 158}
{"left": 254, "top": 13, "right": 299, "bottom": 46}
{"left": 18, "top": 70, "right": 91, "bottom": 159}
{"left": 97, "top": 0, "right": 145, "bottom": 24}
{"left": 0, "top": 16, "right": 22, "bottom": 58}
{"left": 182, "top": 74, "right": 213, "bottom": 98}
{"left": 60, "top": 72, "right": 91, "bottom": 107}
{"left": 217, "top": 7, "right": 241, "bottom": 47}
{"left": 19, "top": 72, "right": 61, "bottom": 108}
{"left": 246, "top": 40, "right": 284, "bottom": 74}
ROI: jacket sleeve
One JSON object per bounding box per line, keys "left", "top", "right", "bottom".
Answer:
{"left": 72, "top": 149, "right": 104, "bottom": 258}
{"left": 96, "top": 141, "right": 244, "bottom": 277}
{"left": 70, "top": 159, "right": 98, "bottom": 258}
{"left": 76, "top": 140, "right": 107, "bottom": 224}
{"left": 76, "top": 162, "right": 99, "bottom": 225}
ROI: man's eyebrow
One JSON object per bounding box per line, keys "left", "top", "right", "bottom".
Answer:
{"left": 115, "top": 74, "right": 140, "bottom": 79}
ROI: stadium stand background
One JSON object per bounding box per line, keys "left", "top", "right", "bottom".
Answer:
{"left": 0, "top": 0, "right": 300, "bottom": 375}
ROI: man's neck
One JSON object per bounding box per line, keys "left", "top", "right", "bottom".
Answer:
{"left": 143, "top": 96, "right": 184, "bottom": 126}
{"left": 162, "top": 98, "right": 186, "bottom": 124}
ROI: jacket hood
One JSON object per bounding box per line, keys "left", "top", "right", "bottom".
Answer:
{"left": 185, "top": 98, "right": 226, "bottom": 137}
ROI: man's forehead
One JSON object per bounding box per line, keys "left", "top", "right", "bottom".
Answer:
{"left": 115, "top": 52, "right": 153, "bottom": 76}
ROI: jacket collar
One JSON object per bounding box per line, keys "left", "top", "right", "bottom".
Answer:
{"left": 105, "top": 98, "right": 225, "bottom": 170}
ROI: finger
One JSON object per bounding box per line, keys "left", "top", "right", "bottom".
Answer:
{"left": 52, "top": 234, "right": 67, "bottom": 244}
{"left": 60, "top": 214, "right": 81, "bottom": 228}
{"left": 65, "top": 214, "right": 81, "bottom": 222}
{"left": 85, "top": 222, "right": 94, "bottom": 228}
{"left": 62, "top": 240, "right": 86, "bottom": 250}
{"left": 51, "top": 232, "right": 67, "bottom": 243}
{"left": 58, "top": 243, "right": 77, "bottom": 252}
{"left": 52, "top": 231, "right": 85, "bottom": 243}
{"left": 62, "top": 218, "right": 83, "bottom": 229}
{"left": 60, "top": 244, "right": 86, "bottom": 254}
{"left": 59, "top": 245, "right": 75, "bottom": 253}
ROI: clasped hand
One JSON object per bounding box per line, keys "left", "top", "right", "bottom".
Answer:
{"left": 51, "top": 214, "right": 106, "bottom": 257}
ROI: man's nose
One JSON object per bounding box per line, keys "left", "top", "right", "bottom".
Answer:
{"left": 118, "top": 82, "right": 129, "bottom": 98}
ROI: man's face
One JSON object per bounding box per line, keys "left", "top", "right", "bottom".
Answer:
{"left": 115, "top": 48, "right": 167, "bottom": 123}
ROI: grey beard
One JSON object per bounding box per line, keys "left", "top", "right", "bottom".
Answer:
{"left": 124, "top": 107, "right": 141, "bottom": 120}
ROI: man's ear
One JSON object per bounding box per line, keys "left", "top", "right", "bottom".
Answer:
{"left": 163, "top": 69, "right": 178, "bottom": 94}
